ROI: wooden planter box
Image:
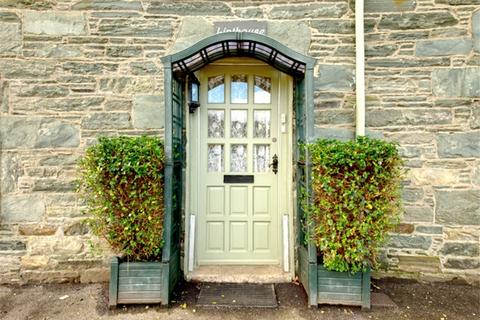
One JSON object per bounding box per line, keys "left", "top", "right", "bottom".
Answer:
{"left": 108, "top": 250, "right": 180, "bottom": 307}
{"left": 298, "top": 246, "right": 371, "bottom": 309}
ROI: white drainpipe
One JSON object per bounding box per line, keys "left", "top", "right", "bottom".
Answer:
{"left": 355, "top": 0, "right": 366, "bottom": 137}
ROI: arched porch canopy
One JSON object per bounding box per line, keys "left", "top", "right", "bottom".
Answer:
{"left": 163, "top": 32, "right": 315, "bottom": 80}
{"left": 160, "top": 33, "right": 316, "bottom": 283}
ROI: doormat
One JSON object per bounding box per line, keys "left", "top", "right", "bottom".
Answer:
{"left": 196, "top": 283, "right": 277, "bottom": 308}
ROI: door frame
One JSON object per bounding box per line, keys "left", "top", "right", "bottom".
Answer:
{"left": 191, "top": 59, "right": 292, "bottom": 267}
{"left": 161, "top": 32, "right": 316, "bottom": 281}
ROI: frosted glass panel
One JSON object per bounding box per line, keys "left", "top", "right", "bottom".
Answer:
{"left": 230, "top": 144, "right": 247, "bottom": 172}
{"left": 253, "top": 110, "right": 271, "bottom": 138}
{"left": 208, "top": 75, "right": 225, "bottom": 104}
{"left": 231, "top": 110, "right": 248, "bottom": 138}
{"left": 208, "top": 110, "right": 224, "bottom": 138}
{"left": 254, "top": 76, "right": 271, "bottom": 104}
{"left": 231, "top": 74, "right": 248, "bottom": 104}
{"left": 254, "top": 144, "right": 270, "bottom": 172}
{"left": 208, "top": 144, "right": 224, "bottom": 172}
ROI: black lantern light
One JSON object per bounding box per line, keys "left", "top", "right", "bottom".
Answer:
{"left": 188, "top": 75, "right": 200, "bottom": 113}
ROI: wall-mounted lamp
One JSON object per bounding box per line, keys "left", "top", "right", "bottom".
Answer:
{"left": 188, "top": 75, "right": 200, "bottom": 113}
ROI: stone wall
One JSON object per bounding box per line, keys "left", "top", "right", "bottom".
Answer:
{"left": 313, "top": 1, "right": 480, "bottom": 281}
{"left": 0, "top": 0, "right": 478, "bottom": 284}
{"left": 364, "top": 0, "right": 479, "bottom": 282}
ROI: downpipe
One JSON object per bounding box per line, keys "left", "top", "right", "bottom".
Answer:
{"left": 355, "top": 0, "right": 366, "bottom": 137}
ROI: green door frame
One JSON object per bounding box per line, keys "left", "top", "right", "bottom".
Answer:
{"left": 161, "top": 32, "right": 316, "bottom": 282}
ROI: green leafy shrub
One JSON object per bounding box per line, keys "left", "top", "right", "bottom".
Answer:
{"left": 78, "top": 136, "right": 165, "bottom": 261}
{"left": 306, "top": 136, "right": 403, "bottom": 273}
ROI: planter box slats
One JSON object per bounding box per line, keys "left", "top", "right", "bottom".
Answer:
{"left": 317, "top": 296, "right": 362, "bottom": 305}
{"left": 119, "top": 283, "right": 163, "bottom": 291}
{"left": 119, "top": 270, "right": 162, "bottom": 277}
{"left": 118, "top": 298, "right": 163, "bottom": 304}
{"left": 117, "top": 292, "right": 162, "bottom": 304}
{"left": 298, "top": 246, "right": 371, "bottom": 309}
{"left": 317, "top": 269, "right": 362, "bottom": 279}
{"left": 318, "top": 284, "right": 362, "bottom": 294}
{"left": 110, "top": 253, "right": 181, "bottom": 307}
{"left": 119, "top": 262, "right": 163, "bottom": 270}
{"left": 118, "top": 277, "right": 162, "bottom": 285}
{"left": 298, "top": 244, "right": 310, "bottom": 294}
{"left": 318, "top": 278, "right": 362, "bottom": 286}
{"left": 318, "top": 292, "right": 361, "bottom": 301}
{"left": 114, "top": 260, "right": 164, "bottom": 305}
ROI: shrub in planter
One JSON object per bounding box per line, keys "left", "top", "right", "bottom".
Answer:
{"left": 78, "top": 136, "right": 171, "bottom": 306}
{"left": 308, "top": 136, "right": 403, "bottom": 272}
{"left": 300, "top": 136, "right": 403, "bottom": 308}
{"left": 78, "top": 136, "right": 165, "bottom": 260}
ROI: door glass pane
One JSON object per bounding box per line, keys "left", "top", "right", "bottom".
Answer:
{"left": 254, "top": 76, "right": 271, "bottom": 104}
{"left": 253, "top": 144, "right": 270, "bottom": 172}
{"left": 230, "top": 144, "right": 247, "bottom": 172}
{"left": 208, "top": 75, "right": 225, "bottom": 104}
{"left": 253, "top": 110, "right": 271, "bottom": 138}
{"left": 208, "top": 144, "right": 224, "bottom": 172}
{"left": 231, "top": 74, "right": 248, "bottom": 104}
{"left": 231, "top": 110, "right": 247, "bottom": 138}
{"left": 208, "top": 110, "right": 224, "bottom": 138}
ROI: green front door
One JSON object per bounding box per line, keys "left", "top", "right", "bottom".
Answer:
{"left": 192, "top": 58, "right": 290, "bottom": 265}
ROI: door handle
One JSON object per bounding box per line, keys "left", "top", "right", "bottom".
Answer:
{"left": 269, "top": 154, "right": 278, "bottom": 174}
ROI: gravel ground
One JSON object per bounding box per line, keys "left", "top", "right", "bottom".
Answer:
{"left": 0, "top": 278, "right": 479, "bottom": 320}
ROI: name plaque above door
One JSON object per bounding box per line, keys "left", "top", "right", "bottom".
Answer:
{"left": 214, "top": 21, "right": 267, "bottom": 35}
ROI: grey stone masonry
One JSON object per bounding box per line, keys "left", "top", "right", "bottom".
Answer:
{"left": 415, "top": 38, "right": 472, "bottom": 56}
{"left": 1, "top": 195, "right": 45, "bottom": 223}
{"left": 133, "top": 95, "right": 164, "bottom": 129}
{"left": 24, "top": 11, "right": 88, "bottom": 36}
{"left": 433, "top": 68, "right": 480, "bottom": 97}
{"left": 0, "top": 12, "right": 21, "bottom": 54}
{"left": 0, "top": 0, "right": 479, "bottom": 285}
{"left": 316, "top": 65, "right": 355, "bottom": 91}
{"left": 71, "top": 1, "right": 143, "bottom": 11}
{"left": 146, "top": 1, "right": 233, "bottom": 16}
{"left": 359, "top": 0, "right": 479, "bottom": 282}
{"left": 378, "top": 12, "right": 458, "bottom": 30}
{"left": 435, "top": 190, "right": 480, "bottom": 225}
{"left": 437, "top": 132, "right": 480, "bottom": 158}
{"left": 267, "top": 3, "right": 348, "bottom": 19}
{"left": 0, "top": 118, "right": 80, "bottom": 149}
{"left": 364, "top": 0, "right": 416, "bottom": 12}
{"left": 474, "top": 10, "right": 480, "bottom": 52}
